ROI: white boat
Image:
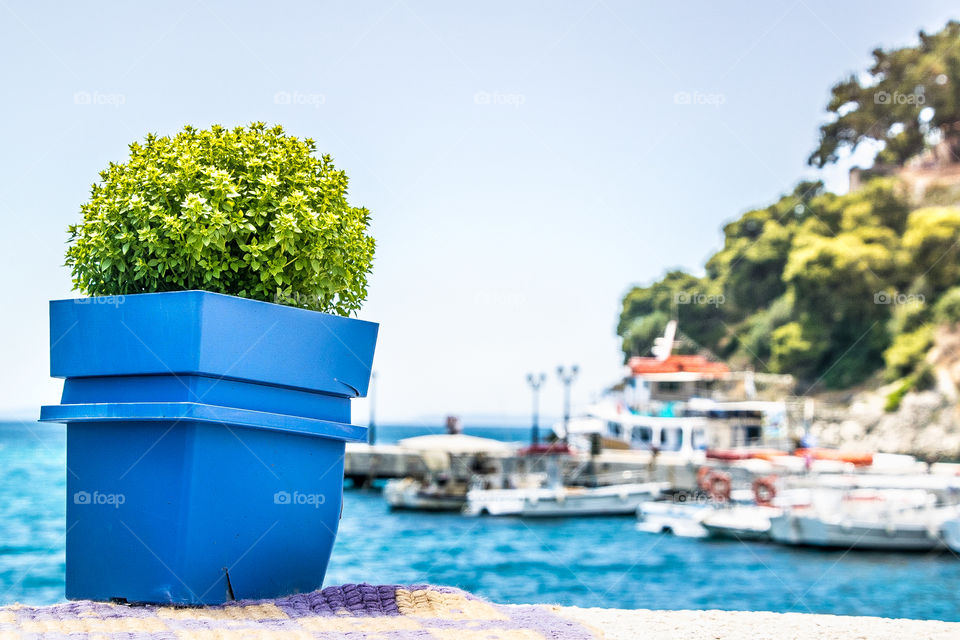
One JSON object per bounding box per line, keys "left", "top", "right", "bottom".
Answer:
{"left": 384, "top": 478, "right": 467, "bottom": 511}
{"left": 635, "top": 501, "right": 709, "bottom": 537}
{"left": 463, "top": 482, "right": 668, "bottom": 517}
{"left": 560, "top": 321, "right": 791, "bottom": 457}
{"left": 768, "top": 510, "right": 953, "bottom": 550}
{"left": 699, "top": 488, "right": 812, "bottom": 541}
{"left": 701, "top": 505, "right": 782, "bottom": 541}
{"left": 941, "top": 518, "right": 960, "bottom": 552}
{"left": 768, "top": 490, "right": 957, "bottom": 551}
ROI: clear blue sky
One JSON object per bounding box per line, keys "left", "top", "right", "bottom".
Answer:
{"left": 1, "top": 1, "right": 956, "bottom": 424}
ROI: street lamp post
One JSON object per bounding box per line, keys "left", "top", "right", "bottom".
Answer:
{"left": 525, "top": 373, "right": 546, "bottom": 445}
{"left": 368, "top": 371, "right": 377, "bottom": 445}
{"left": 557, "top": 365, "right": 579, "bottom": 445}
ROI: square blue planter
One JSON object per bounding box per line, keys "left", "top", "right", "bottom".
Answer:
{"left": 39, "top": 291, "right": 377, "bottom": 605}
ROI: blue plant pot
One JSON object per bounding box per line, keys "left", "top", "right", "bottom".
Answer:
{"left": 39, "top": 291, "right": 377, "bottom": 605}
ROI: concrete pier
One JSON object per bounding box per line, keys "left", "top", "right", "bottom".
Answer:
{"left": 344, "top": 442, "right": 700, "bottom": 489}
{"left": 344, "top": 443, "right": 433, "bottom": 485}
{"left": 552, "top": 607, "right": 960, "bottom": 639}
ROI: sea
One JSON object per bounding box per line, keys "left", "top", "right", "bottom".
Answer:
{"left": 2, "top": 420, "right": 960, "bottom": 620}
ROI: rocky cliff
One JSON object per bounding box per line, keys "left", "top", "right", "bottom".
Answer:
{"left": 811, "top": 325, "right": 960, "bottom": 460}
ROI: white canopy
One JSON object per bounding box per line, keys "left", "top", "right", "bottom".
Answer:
{"left": 396, "top": 433, "right": 515, "bottom": 454}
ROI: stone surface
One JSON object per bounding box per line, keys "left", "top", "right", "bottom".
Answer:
{"left": 552, "top": 607, "right": 960, "bottom": 640}
{"left": 808, "top": 326, "right": 960, "bottom": 459}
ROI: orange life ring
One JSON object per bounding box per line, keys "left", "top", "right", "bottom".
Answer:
{"left": 752, "top": 475, "right": 777, "bottom": 506}
{"left": 696, "top": 466, "right": 713, "bottom": 492}
{"left": 707, "top": 471, "right": 732, "bottom": 502}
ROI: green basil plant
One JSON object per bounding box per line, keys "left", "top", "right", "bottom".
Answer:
{"left": 66, "top": 122, "right": 374, "bottom": 316}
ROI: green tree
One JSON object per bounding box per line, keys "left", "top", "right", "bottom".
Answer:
{"left": 783, "top": 231, "right": 894, "bottom": 317}
{"left": 706, "top": 211, "right": 792, "bottom": 315}
{"left": 619, "top": 311, "right": 670, "bottom": 360}
{"left": 935, "top": 286, "right": 960, "bottom": 323}
{"left": 735, "top": 293, "right": 794, "bottom": 367}
{"left": 780, "top": 224, "right": 895, "bottom": 386}
{"left": 884, "top": 326, "right": 934, "bottom": 381}
{"left": 809, "top": 21, "right": 960, "bottom": 168}
{"left": 901, "top": 207, "right": 960, "bottom": 294}
{"left": 619, "top": 21, "right": 960, "bottom": 390}
{"left": 770, "top": 319, "right": 828, "bottom": 380}
{"left": 617, "top": 271, "right": 728, "bottom": 358}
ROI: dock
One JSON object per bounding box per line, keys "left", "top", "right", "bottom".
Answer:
{"left": 344, "top": 442, "right": 700, "bottom": 489}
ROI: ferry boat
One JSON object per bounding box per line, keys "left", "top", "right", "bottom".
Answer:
{"left": 560, "top": 321, "right": 793, "bottom": 457}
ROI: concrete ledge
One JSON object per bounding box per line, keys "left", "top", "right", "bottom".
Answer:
{"left": 550, "top": 607, "right": 960, "bottom": 639}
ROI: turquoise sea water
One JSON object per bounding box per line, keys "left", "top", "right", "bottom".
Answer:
{"left": 2, "top": 421, "right": 960, "bottom": 619}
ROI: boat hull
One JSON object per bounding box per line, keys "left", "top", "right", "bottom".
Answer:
{"left": 769, "top": 513, "right": 945, "bottom": 551}
{"left": 384, "top": 480, "right": 466, "bottom": 512}
{"left": 636, "top": 502, "right": 709, "bottom": 537}
{"left": 942, "top": 519, "right": 960, "bottom": 552}
{"left": 701, "top": 505, "right": 779, "bottom": 541}
{"left": 464, "top": 483, "right": 667, "bottom": 517}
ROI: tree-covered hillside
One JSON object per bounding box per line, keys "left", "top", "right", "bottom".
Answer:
{"left": 618, "top": 22, "right": 960, "bottom": 395}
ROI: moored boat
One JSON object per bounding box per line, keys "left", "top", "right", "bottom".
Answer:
{"left": 942, "top": 518, "right": 960, "bottom": 553}
{"left": 768, "top": 509, "right": 952, "bottom": 550}
{"left": 767, "top": 490, "right": 957, "bottom": 551}
{"left": 635, "top": 500, "right": 710, "bottom": 537}
{"left": 463, "top": 482, "right": 669, "bottom": 517}
{"left": 700, "top": 504, "right": 781, "bottom": 541}
{"left": 699, "top": 481, "right": 811, "bottom": 541}
{"left": 384, "top": 478, "right": 468, "bottom": 511}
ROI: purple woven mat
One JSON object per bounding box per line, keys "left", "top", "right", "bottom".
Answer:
{"left": 0, "top": 584, "right": 600, "bottom": 639}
